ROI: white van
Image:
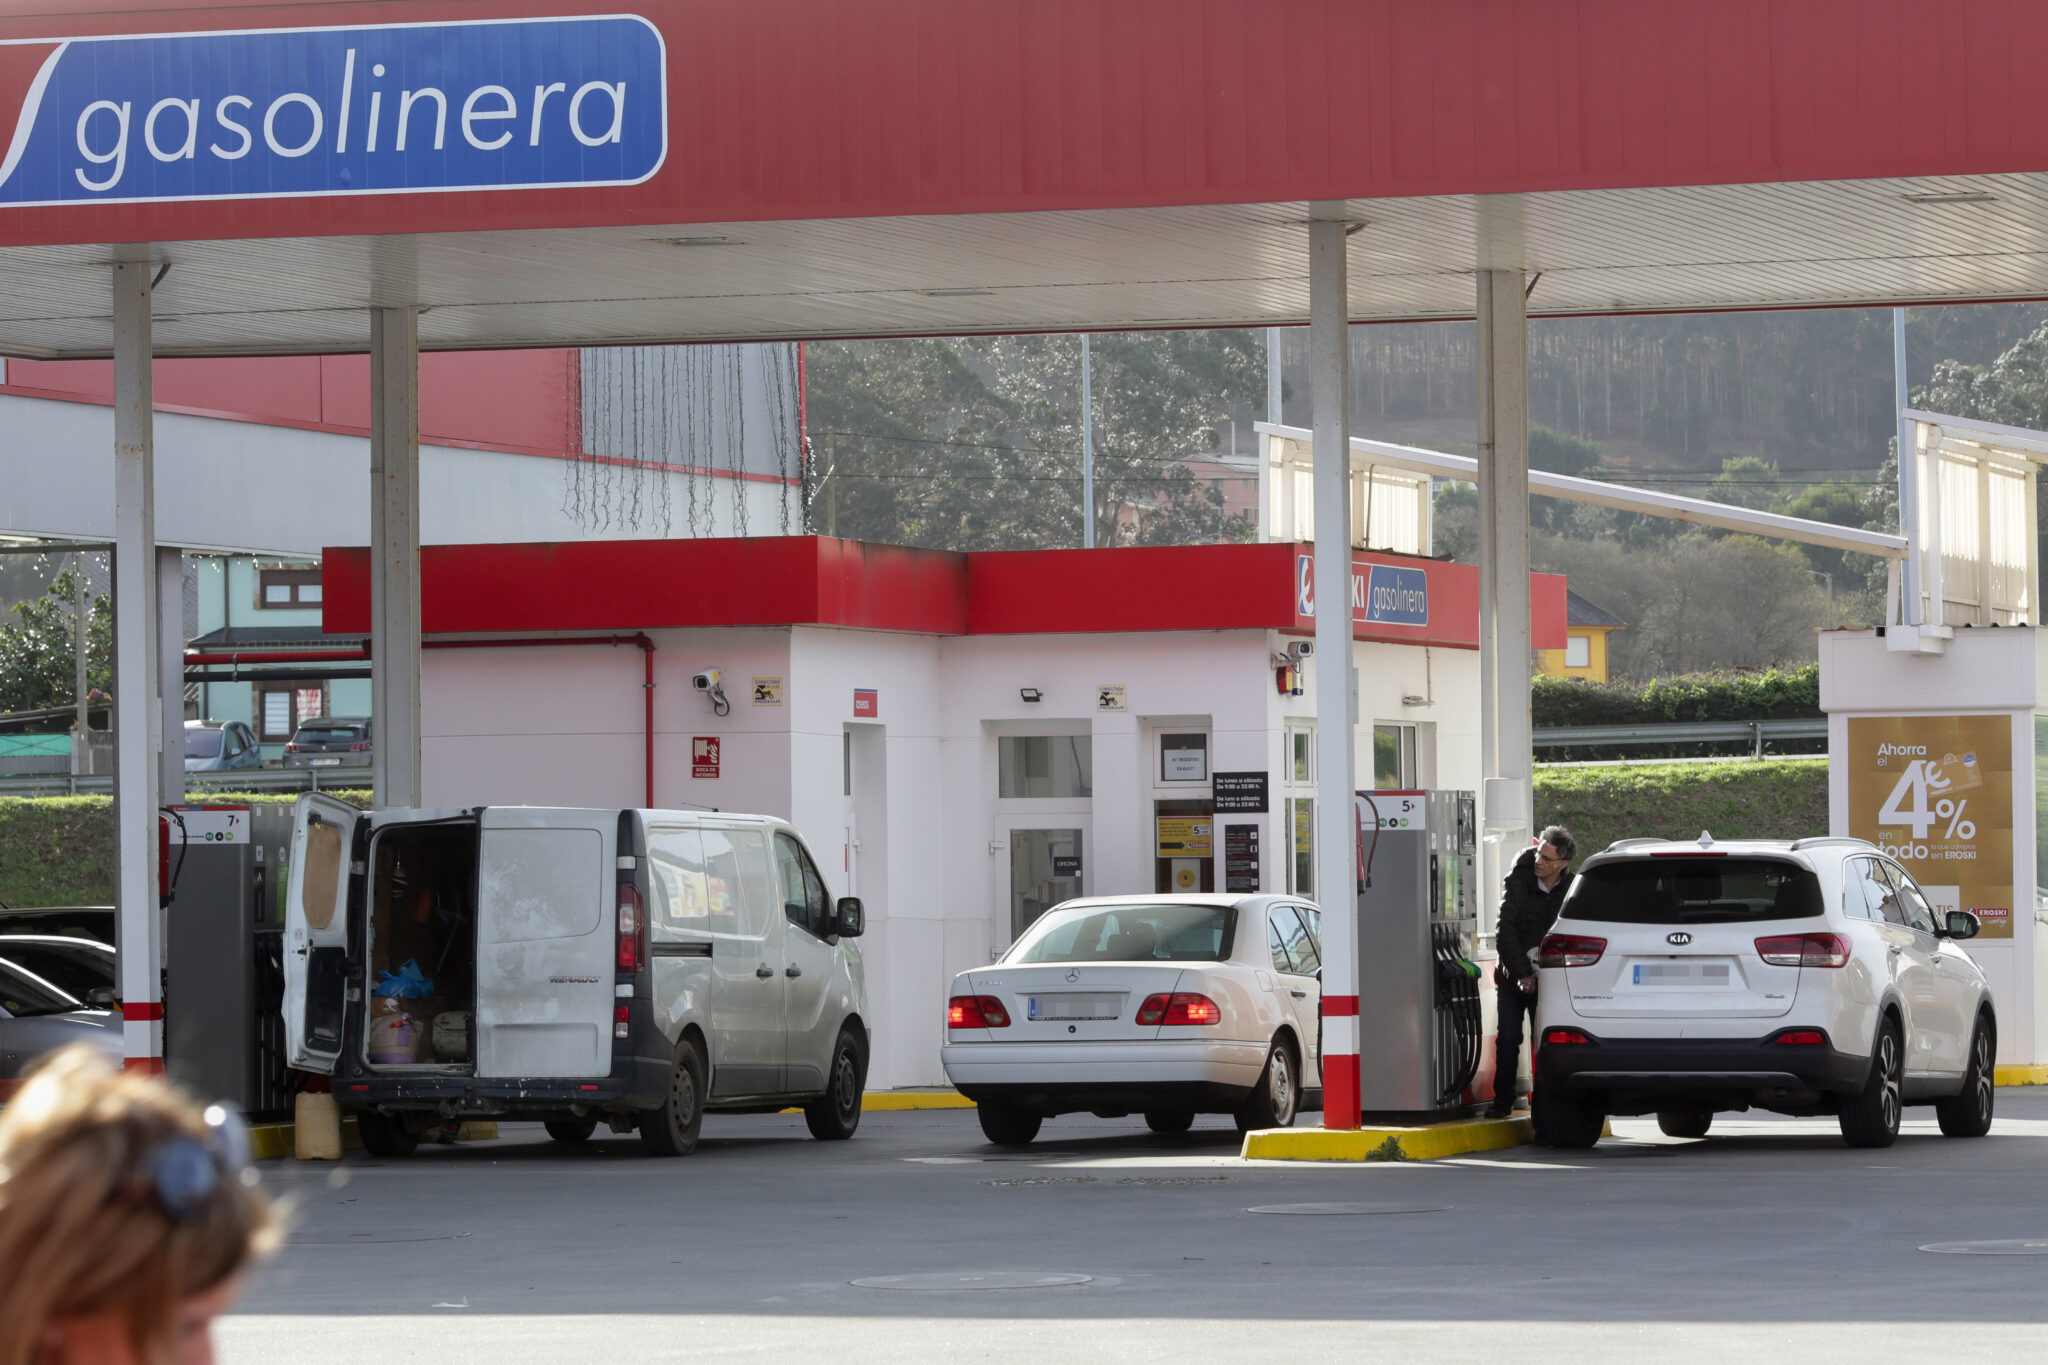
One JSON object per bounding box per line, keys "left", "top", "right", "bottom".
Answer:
{"left": 282, "top": 796, "right": 869, "bottom": 1157}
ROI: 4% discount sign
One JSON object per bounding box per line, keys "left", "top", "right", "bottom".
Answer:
{"left": 1875, "top": 754, "right": 1979, "bottom": 860}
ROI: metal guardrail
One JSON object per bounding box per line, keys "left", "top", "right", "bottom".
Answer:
{"left": 1533, "top": 718, "right": 1827, "bottom": 758}
{"left": 0, "top": 767, "right": 366, "bottom": 797}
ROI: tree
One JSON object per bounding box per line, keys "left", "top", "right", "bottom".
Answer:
{"left": 0, "top": 572, "right": 111, "bottom": 718}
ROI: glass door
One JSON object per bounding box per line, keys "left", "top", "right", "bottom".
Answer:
{"left": 1008, "top": 828, "right": 1084, "bottom": 941}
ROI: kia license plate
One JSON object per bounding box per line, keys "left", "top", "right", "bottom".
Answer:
{"left": 1633, "top": 963, "right": 1730, "bottom": 987}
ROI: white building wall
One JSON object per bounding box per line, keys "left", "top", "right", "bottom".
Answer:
{"left": 411, "top": 624, "right": 1487, "bottom": 1089}
{"left": 0, "top": 393, "right": 793, "bottom": 556}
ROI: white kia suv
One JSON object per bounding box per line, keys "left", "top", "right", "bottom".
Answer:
{"left": 1531, "top": 835, "right": 1995, "bottom": 1150}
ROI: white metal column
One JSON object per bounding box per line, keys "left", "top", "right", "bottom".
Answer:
{"left": 370, "top": 306, "right": 422, "bottom": 810}
{"left": 1476, "top": 269, "right": 1534, "bottom": 888}
{"left": 158, "top": 546, "right": 184, "bottom": 806}
{"left": 111, "top": 259, "right": 163, "bottom": 1072}
{"left": 1308, "top": 212, "right": 1361, "bottom": 1129}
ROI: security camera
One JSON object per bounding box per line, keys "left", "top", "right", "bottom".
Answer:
{"left": 692, "top": 669, "right": 722, "bottom": 692}
{"left": 1287, "top": 640, "right": 1314, "bottom": 661}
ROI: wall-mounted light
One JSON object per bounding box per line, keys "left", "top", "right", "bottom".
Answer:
{"left": 1019, "top": 687, "right": 1042, "bottom": 703}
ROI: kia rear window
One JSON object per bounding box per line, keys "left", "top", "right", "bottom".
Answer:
{"left": 1010, "top": 904, "right": 1235, "bottom": 963}
{"left": 1563, "top": 858, "right": 1823, "bottom": 924}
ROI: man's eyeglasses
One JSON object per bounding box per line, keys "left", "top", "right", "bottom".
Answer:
{"left": 1533, "top": 847, "right": 1570, "bottom": 867}
{"left": 147, "top": 1102, "right": 257, "bottom": 1222}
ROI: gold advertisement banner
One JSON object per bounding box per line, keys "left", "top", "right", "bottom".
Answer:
{"left": 1846, "top": 715, "right": 2013, "bottom": 939}
{"left": 1156, "top": 817, "right": 1213, "bottom": 858}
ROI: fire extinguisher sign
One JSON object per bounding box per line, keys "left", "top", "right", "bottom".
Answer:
{"left": 1846, "top": 715, "right": 2012, "bottom": 938}
{"left": 692, "top": 736, "right": 720, "bottom": 780}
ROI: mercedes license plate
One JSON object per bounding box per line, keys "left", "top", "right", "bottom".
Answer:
{"left": 1027, "top": 993, "right": 1121, "bottom": 1021}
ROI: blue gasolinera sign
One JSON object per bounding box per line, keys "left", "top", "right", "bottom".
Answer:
{"left": 1361, "top": 564, "right": 1428, "bottom": 626}
{"left": 0, "top": 15, "right": 666, "bottom": 207}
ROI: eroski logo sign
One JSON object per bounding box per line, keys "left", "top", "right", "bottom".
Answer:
{"left": 0, "top": 15, "right": 666, "bottom": 207}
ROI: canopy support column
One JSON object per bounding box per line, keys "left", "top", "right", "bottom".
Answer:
{"left": 158, "top": 546, "right": 184, "bottom": 806}
{"left": 112, "top": 258, "right": 163, "bottom": 1072}
{"left": 1309, "top": 211, "right": 1361, "bottom": 1130}
{"left": 371, "top": 306, "right": 422, "bottom": 810}
{"left": 1476, "top": 269, "right": 1534, "bottom": 899}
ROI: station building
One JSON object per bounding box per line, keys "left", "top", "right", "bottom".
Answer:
{"left": 326, "top": 535, "right": 1566, "bottom": 1087}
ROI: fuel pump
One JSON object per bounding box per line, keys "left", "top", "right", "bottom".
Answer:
{"left": 1352, "top": 789, "right": 1482, "bottom": 1118}
{"left": 163, "top": 803, "right": 297, "bottom": 1116}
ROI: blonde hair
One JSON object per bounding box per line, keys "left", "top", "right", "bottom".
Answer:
{"left": 0, "top": 1046, "right": 278, "bottom": 1365}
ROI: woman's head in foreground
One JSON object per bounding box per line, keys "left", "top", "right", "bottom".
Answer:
{"left": 0, "top": 1046, "right": 277, "bottom": 1365}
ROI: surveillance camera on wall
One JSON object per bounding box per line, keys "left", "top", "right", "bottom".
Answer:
{"left": 692, "top": 669, "right": 722, "bottom": 692}
{"left": 1287, "top": 640, "right": 1314, "bottom": 661}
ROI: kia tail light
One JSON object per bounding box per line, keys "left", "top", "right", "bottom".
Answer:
{"left": 1543, "top": 1027, "right": 1593, "bottom": 1046}
{"left": 1755, "top": 933, "right": 1850, "bottom": 968}
{"left": 1535, "top": 935, "right": 1606, "bottom": 968}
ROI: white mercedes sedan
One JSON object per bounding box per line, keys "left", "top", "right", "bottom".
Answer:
{"left": 941, "top": 895, "right": 1325, "bottom": 1145}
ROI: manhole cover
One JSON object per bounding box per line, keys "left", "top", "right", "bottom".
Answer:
{"left": 850, "top": 1272, "right": 1093, "bottom": 1291}
{"left": 1246, "top": 1202, "right": 1450, "bottom": 1217}
{"left": 1919, "top": 1240, "right": 2048, "bottom": 1255}
{"left": 291, "top": 1231, "right": 474, "bottom": 1246}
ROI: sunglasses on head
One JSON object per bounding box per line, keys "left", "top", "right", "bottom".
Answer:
{"left": 146, "top": 1102, "right": 256, "bottom": 1222}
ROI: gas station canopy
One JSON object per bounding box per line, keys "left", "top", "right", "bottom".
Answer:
{"left": 4, "top": 1, "right": 2048, "bottom": 356}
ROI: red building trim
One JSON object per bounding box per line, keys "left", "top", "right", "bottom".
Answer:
{"left": 324, "top": 536, "right": 1566, "bottom": 649}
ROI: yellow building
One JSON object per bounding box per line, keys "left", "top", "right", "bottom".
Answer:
{"left": 1537, "top": 590, "right": 1626, "bottom": 683}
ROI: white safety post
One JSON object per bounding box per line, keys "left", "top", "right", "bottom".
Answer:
{"left": 71, "top": 555, "right": 90, "bottom": 777}
{"left": 1476, "top": 269, "right": 1534, "bottom": 901}
{"left": 158, "top": 546, "right": 184, "bottom": 807}
{"left": 370, "top": 306, "right": 422, "bottom": 810}
{"left": 1308, "top": 212, "right": 1361, "bottom": 1129}
{"left": 111, "top": 259, "right": 163, "bottom": 1072}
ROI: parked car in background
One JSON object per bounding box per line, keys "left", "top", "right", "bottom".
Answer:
{"left": 283, "top": 717, "right": 372, "bottom": 769}
{"left": 1532, "top": 835, "right": 1996, "bottom": 1151}
{"left": 185, "top": 720, "right": 262, "bottom": 772}
{"left": 0, "top": 935, "right": 117, "bottom": 1004}
{"left": 0, "top": 907, "right": 113, "bottom": 944}
{"left": 0, "top": 955, "right": 121, "bottom": 1097}
{"left": 941, "top": 894, "right": 1324, "bottom": 1145}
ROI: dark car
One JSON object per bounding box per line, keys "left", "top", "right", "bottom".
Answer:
{"left": 283, "top": 717, "right": 373, "bottom": 769}
{"left": 0, "top": 956, "right": 121, "bottom": 1095}
{"left": 0, "top": 935, "right": 117, "bottom": 1004}
{"left": 0, "top": 907, "right": 113, "bottom": 944}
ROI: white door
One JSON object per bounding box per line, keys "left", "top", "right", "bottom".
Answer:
{"left": 775, "top": 830, "right": 840, "bottom": 1093}
{"left": 1880, "top": 862, "right": 1968, "bottom": 1073}
{"left": 475, "top": 808, "right": 615, "bottom": 1079}
{"left": 1267, "top": 904, "right": 1325, "bottom": 1085}
{"left": 700, "top": 824, "right": 785, "bottom": 1096}
{"left": 283, "top": 793, "right": 362, "bottom": 1072}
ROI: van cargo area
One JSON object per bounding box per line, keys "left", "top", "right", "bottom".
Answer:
{"left": 365, "top": 822, "right": 478, "bottom": 1073}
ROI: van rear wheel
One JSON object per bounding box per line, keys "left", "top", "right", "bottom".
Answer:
{"left": 804, "top": 1029, "right": 865, "bottom": 1141}
{"left": 545, "top": 1116, "right": 598, "bottom": 1144}
{"left": 640, "top": 1042, "right": 706, "bottom": 1158}
{"left": 356, "top": 1111, "right": 418, "bottom": 1158}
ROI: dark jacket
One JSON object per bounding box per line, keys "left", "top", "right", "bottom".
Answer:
{"left": 1495, "top": 845, "right": 1575, "bottom": 982}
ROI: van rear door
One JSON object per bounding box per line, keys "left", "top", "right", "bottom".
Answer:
{"left": 284, "top": 794, "right": 362, "bottom": 1072}
{"left": 474, "top": 808, "right": 617, "bottom": 1079}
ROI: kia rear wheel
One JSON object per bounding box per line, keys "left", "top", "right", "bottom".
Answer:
{"left": 1655, "top": 1111, "right": 1712, "bottom": 1139}
{"left": 1532, "top": 1089, "right": 1603, "bottom": 1149}
{"left": 1936, "top": 1018, "right": 1995, "bottom": 1139}
{"left": 1839, "top": 1020, "right": 1903, "bottom": 1149}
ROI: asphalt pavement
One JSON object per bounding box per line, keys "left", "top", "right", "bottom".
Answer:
{"left": 219, "top": 1091, "right": 2048, "bottom": 1363}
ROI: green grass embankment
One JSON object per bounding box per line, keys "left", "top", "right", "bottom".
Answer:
{"left": 1535, "top": 759, "right": 1828, "bottom": 860}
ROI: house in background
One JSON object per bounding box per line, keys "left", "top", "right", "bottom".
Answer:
{"left": 1537, "top": 590, "right": 1628, "bottom": 683}
{"left": 188, "top": 556, "right": 365, "bottom": 763}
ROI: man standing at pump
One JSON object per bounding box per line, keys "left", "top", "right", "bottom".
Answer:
{"left": 1485, "top": 826, "right": 1578, "bottom": 1119}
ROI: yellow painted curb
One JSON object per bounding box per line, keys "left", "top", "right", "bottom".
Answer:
{"left": 247, "top": 1117, "right": 497, "bottom": 1159}
{"left": 1241, "top": 1115, "right": 1533, "bottom": 1162}
{"left": 1995, "top": 1064, "right": 2048, "bottom": 1087}
{"left": 861, "top": 1090, "right": 975, "bottom": 1112}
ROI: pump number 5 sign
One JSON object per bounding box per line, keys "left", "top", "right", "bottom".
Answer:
{"left": 1847, "top": 716, "right": 2012, "bottom": 939}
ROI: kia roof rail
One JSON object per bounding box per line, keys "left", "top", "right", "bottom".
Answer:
{"left": 1789, "top": 836, "right": 1871, "bottom": 851}
{"left": 1601, "top": 837, "right": 1668, "bottom": 852}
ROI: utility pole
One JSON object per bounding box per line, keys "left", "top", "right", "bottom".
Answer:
{"left": 73, "top": 552, "right": 89, "bottom": 776}
{"left": 1081, "top": 333, "right": 1096, "bottom": 549}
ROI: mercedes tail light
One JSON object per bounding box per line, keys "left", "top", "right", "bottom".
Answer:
{"left": 1535, "top": 934, "right": 1607, "bottom": 968}
{"left": 616, "top": 884, "right": 646, "bottom": 973}
{"left": 1137, "top": 992, "right": 1221, "bottom": 1026}
{"left": 1755, "top": 933, "right": 1850, "bottom": 968}
{"left": 948, "top": 995, "right": 1010, "bottom": 1029}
